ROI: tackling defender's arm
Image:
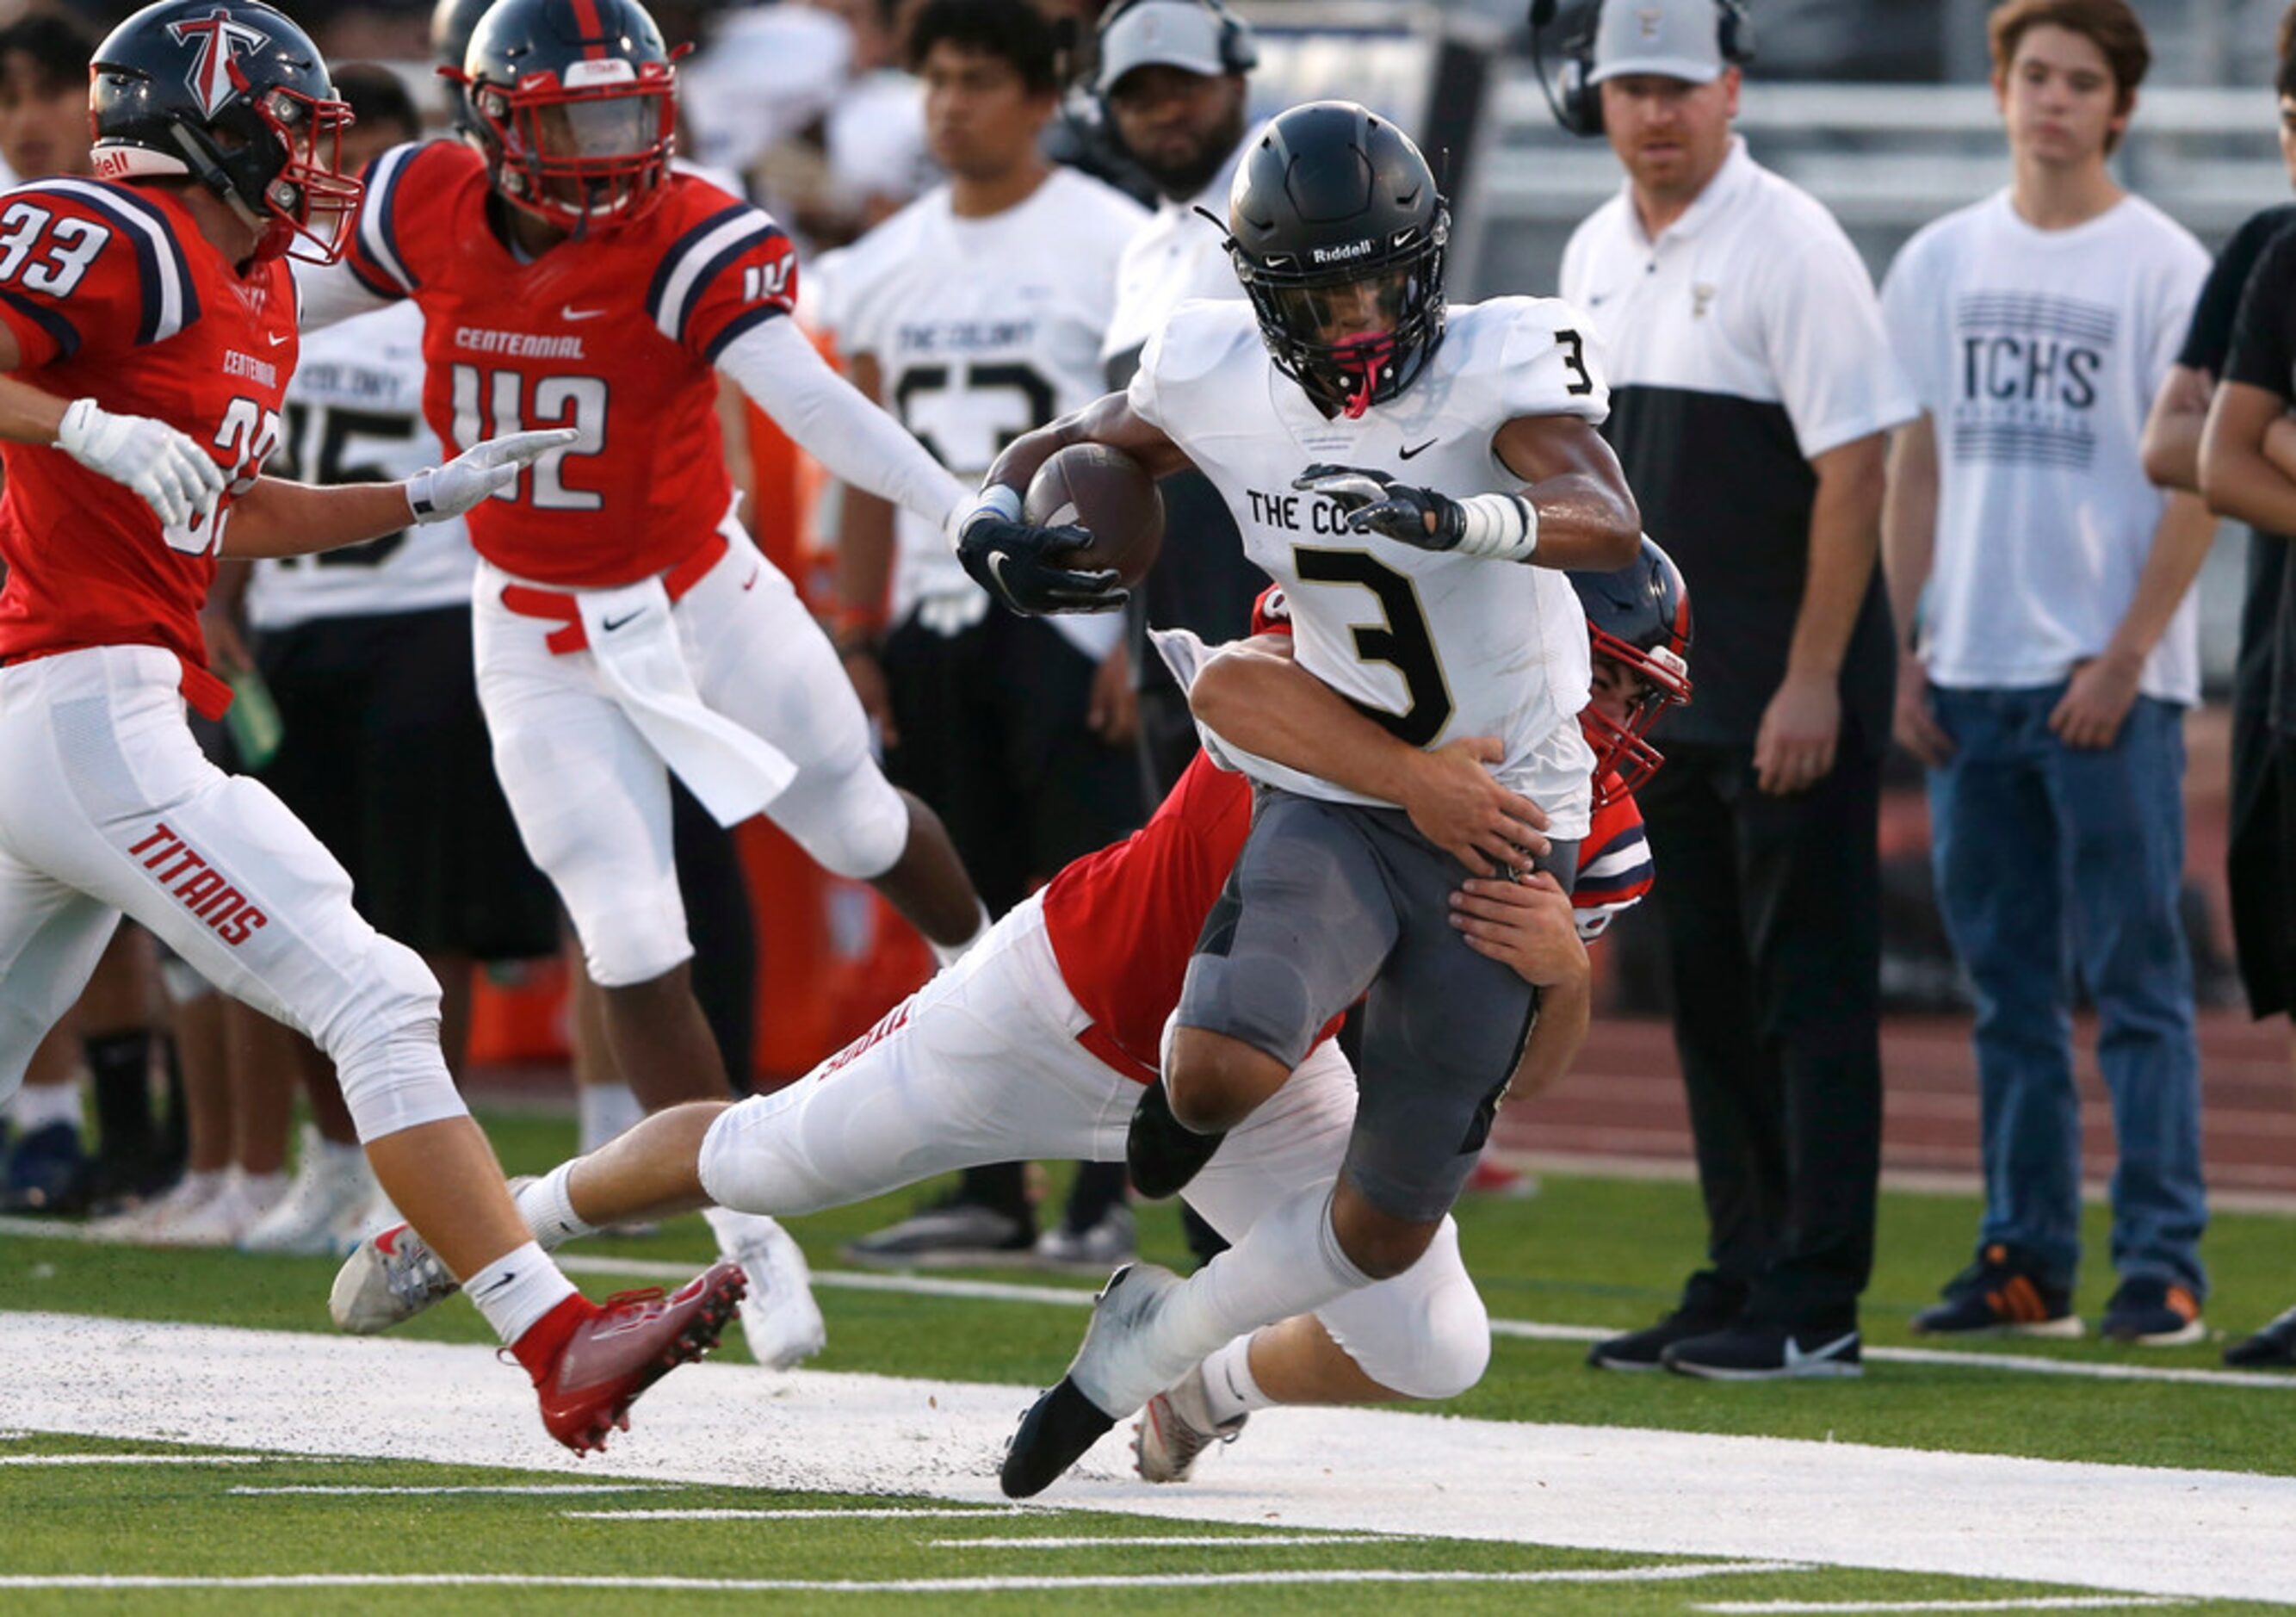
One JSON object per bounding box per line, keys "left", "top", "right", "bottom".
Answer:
{"left": 1451, "top": 872, "right": 1592, "bottom": 1103}
{"left": 1189, "top": 632, "right": 1550, "bottom": 876}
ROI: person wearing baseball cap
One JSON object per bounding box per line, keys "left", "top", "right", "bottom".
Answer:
{"left": 1559, "top": 0, "right": 1915, "bottom": 1381}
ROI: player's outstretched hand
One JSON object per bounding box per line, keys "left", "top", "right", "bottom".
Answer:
{"left": 57, "top": 398, "right": 228, "bottom": 540}
{"left": 404, "top": 429, "right": 579, "bottom": 525}
{"left": 1294, "top": 462, "right": 1463, "bottom": 550}
{"left": 956, "top": 513, "right": 1128, "bottom": 616}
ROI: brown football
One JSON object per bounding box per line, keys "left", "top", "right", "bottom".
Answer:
{"left": 1023, "top": 443, "right": 1165, "bottom": 587}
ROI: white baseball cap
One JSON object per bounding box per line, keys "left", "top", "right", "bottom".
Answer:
{"left": 1096, "top": 1, "right": 1234, "bottom": 95}
{"left": 1588, "top": 0, "right": 1728, "bottom": 86}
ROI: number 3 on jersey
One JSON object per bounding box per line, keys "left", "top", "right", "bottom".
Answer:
{"left": 1291, "top": 547, "right": 1454, "bottom": 747}
{"left": 450, "top": 363, "right": 605, "bottom": 510}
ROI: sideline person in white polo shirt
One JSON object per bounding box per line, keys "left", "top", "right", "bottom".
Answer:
{"left": 1559, "top": 0, "right": 1915, "bottom": 1380}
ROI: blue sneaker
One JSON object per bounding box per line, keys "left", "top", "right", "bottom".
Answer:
{"left": 2101, "top": 1279, "right": 2205, "bottom": 1348}
{"left": 0, "top": 1122, "right": 91, "bottom": 1215}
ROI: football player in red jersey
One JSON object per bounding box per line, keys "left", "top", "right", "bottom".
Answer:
{"left": 0, "top": 0, "right": 742, "bottom": 1453}
{"left": 295, "top": 0, "right": 993, "bottom": 1208}
{"left": 331, "top": 556, "right": 1693, "bottom": 1487}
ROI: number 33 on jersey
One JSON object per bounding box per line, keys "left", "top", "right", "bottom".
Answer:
{"left": 341, "top": 140, "right": 801, "bottom": 589}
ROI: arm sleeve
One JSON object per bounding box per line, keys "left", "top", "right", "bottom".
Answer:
{"left": 1877, "top": 240, "right": 1936, "bottom": 414}
{"left": 1572, "top": 790, "right": 1653, "bottom": 943}
{"left": 1124, "top": 315, "right": 1173, "bottom": 432}
{"left": 655, "top": 201, "right": 803, "bottom": 363}
{"left": 2144, "top": 237, "right": 2210, "bottom": 396}
{"left": 2223, "top": 230, "right": 2296, "bottom": 403}
{"left": 2180, "top": 207, "right": 2295, "bottom": 374}
{"left": 717, "top": 313, "right": 969, "bottom": 530}
{"left": 1501, "top": 300, "right": 1611, "bottom": 425}
{"left": 338, "top": 141, "right": 428, "bottom": 309}
{"left": 1766, "top": 226, "right": 1921, "bottom": 458}
{"left": 292, "top": 254, "right": 393, "bottom": 332}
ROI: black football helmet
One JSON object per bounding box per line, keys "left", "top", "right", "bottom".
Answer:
{"left": 453, "top": 0, "right": 678, "bottom": 232}
{"left": 1569, "top": 536, "right": 1693, "bottom": 806}
{"left": 89, "top": 0, "right": 362, "bottom": 264}
{"left": 1223, "top": 100, "right": 1449, "bottom": 419}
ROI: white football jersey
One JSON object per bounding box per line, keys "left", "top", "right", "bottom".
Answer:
{"left": 824, "top": 168, "right": 1148, "bottom": 651}
{"left": 245, "top": 300, "right": 473, "bottom": 630}
{"left": 1129, "top": 296, "right": 1609, "bottom": 838}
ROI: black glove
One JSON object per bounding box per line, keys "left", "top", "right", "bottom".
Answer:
{"left": 1292, "top": 463, "right": 1465, "bottom": 550}
{"left": 956, "top": 515, "right": 1129, "bottom": 616}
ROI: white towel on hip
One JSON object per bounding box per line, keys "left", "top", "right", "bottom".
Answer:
{"left": 575, "top": 577, "right": 797, "bottom": 826}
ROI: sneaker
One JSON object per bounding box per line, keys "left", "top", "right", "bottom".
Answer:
{"left": 712, "top": 1211, "right": 826, "bottom": 1370}
{"left": 1001, "top": 1262, "right": 1182, "bottom": 1499}
{"left": 89, "top": 1169, "right": 226, "bottom": 1244}
{"left": 1662, "top": 1317, "right": 1864, "bottom": 1380}
{"left": 529, "top": 1263, "right": 746, "bottom": 1454}
{"left": 1587, "top": 1271, "right": 1746, "bottom": 1372}
{"left": 840, "top": 1193, "right": 1036, "bottom": 1269}
{"left": 1910, "top": 1245, "right": 2081, "bottom": 1338}
{"left": 2101, "top": 1278, "right": 2205, "bottom": 1347}
{"left": 2224, "top": 1303, "right": 2296, "bottom": 1368}
{"left": 0, "top": 1122, "right": 91, "bottom": 1215}
{"left": 331, "top": 1219, "right": 460, "bottom": 1334}
{"left": 1126, "top": 1079, "right": 1223, "bottom": 1200}
{"left": 240, "top": 1131, "right": 377, "bottom": 1255}
{"left": 1034, "top": 1205, "right": 1136, "bottom": 1273}
{"left": 156, "top": 1170, "right": 285, "bottom": 1248}
{"left": 1133, "top": 1361, "right": 1246, "bottom": 1484}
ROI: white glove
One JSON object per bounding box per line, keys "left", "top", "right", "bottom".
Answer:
{"left": 402, "top": 429, "right": 579, "bottom": 525}
{"left": 55, "top": 397, "right": 228, "bottom": 541}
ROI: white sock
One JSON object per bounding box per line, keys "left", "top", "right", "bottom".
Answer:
{"left": 9, "top": 1080, "right": 83, "bottom": 1133}
{"left": 577, "top": 1082, "right": 645, "bottom": 1154}
{"left": 1086, "top": 1188, "right": 1371, "bottom": 1413}
{"left": 928, "top": 901, "right": 992, "bottom": 970}
{"left": 1201, "top": 1333, "right": 1273, "bottom": 1423}
{"left": 516, "top": 1162, "right": 596, "bottom": 1251}
{"left": 464, "top": 1240, "right": 580, "bottom": 1344}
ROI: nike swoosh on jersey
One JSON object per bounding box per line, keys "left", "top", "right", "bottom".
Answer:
{"left": 1398, "top": 438, "right": 1438, "bottom": 461}
{"left": 267, "top": 331, "right": 291, "bottom": 345}
{"left": 562, "top": 306, "right": 607, "bottom": 322}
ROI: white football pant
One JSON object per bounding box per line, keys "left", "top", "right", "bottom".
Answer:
{"left": 474, "top": 519, "right": 909, "bottom": 988}
{"left": 697, "top": 891, "right": 1492, "bottom": 1403}
{"left": 0, "top": 647, "right": 462, "bottom": 1142}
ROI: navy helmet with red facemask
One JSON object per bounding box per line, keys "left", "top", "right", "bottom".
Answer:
{"left": 88, "top": 0, "right": 363, "bottom": 265}
{"left": 454, "top": 0, "right": 680, "bottom": 233}
{"left": 1222, "top": 100, "right": 1448, "bottom": 420}
{"left": 1569, "top": 536, "right": 1693, "bottom": 808}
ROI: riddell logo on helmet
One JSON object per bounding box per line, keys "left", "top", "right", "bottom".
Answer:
{"left": 1311, "top": 240, "right": 1375, "bottom": 264}
{"left": 168, "top": 10, "right": 269, "bottom": 120}
{"left": 91, "top": 149, "right": 135, "bottom": 179}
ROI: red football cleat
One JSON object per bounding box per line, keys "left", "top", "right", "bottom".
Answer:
{"left": 525, "top": 1262, "right": 746, "bottom": 1454}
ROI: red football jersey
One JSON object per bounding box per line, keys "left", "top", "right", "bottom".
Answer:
{"left": 346, "top": 141, "right": 800, "bottom": 587}
{"left": 0, "top": 179, "right": 295, "bottom": 716}
{"left": 1042, "top": 588, "right": 1648, "bottom": 1083}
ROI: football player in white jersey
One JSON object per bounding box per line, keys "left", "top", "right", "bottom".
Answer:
{"left": 954, "top": 99, "right": 1642, "bottom": 1496}
{"left": 821, "top": 0, "right": 1149, "bottom": 1269}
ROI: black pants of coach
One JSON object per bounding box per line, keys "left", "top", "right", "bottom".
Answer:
{"left": 1635, "top": 738, "right": 1884, "bottom": 1325}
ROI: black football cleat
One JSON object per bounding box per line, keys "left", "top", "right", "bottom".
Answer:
{"left": 1000, "top": 1377, "right": 1117, "bottom": 1499}
{"left": 1125, "top": 1079, "right": 1224, "bottom": 1200}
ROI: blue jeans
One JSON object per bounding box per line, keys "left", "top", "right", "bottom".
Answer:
{"left": 1926, "top": 683, "right": 2206, "bottom": 1296}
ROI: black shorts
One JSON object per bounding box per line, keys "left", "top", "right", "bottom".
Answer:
{"left": 1177, "top": 787, "right": 1576, "bottom": 1223}
{"left": 253, "top": 605, "right": 559, "bottom": 962}
{"left": 2228, "top": 709, "right": 2296, "bottom": 1018}
{"left": 881, "top": 607, "right": 1144, "bottom": 915}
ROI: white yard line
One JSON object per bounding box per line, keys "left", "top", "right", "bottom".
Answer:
{"left": 0, "top": 1453, "right": 269, "bottom": 1466}
{"left": 1695, "top": 1600, "right": 2193, "bottom": 1614}
{"left": 0, "top": 1564, "right": 1798, "bottom": 1594}
{"left": 233, "top": 1484, "right": 689, "bottom": 1496}
{"left": 925, "top": 1534, "right": 1407, "bottom": 1549}
{"left": 4, "top": 1217, "right": 2290, "bottom": 1392}
{"left": 563, "top": 1507, "right": 1044, "bottom": 1521}
{"left": 5, "top": 1313, "right": 2294, "bottom": 1603}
